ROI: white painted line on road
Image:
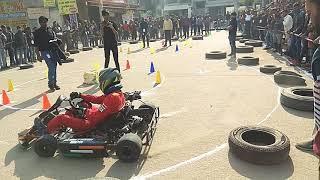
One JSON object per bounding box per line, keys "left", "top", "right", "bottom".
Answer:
{"left": 160, "top": 108, "right": 187, "bottom": 119}
{"left": 131, "top": 143, "right": 228, "bottom": 180}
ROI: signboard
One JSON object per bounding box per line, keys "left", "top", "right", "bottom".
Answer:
{"left": 44, "top": 0, "right": 56, "bottom": 7}
{"left": 58, "top": 0, "right": 78, "bottom": 15}
{"left": 0, "top": 0, "right": 27, "bottom": 27}
{"left": 27, "top": 8, "right": 50, "bottom": 19}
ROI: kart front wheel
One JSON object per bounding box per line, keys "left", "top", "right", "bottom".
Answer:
{"left": 34, "top": 135, "right": 57, "bottom": 157}
{"left": 116, "top": 133, "right": 142, "bottom": 163}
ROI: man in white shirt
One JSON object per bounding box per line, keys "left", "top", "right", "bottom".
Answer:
{"left": 244, "top": 11, "right": 252, "bottom": 38}
{"left": 282, "top": 10, "right": 293, "bottom": 42}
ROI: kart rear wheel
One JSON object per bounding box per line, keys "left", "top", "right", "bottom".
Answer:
{"left": 139, "top": 103, "right": 156, "bottom": 124}
{"left": 34, "top": 135, "right": 57, "bottom": 157}
{"left": 116, "top": 133, "right": 142, "bottom": 163}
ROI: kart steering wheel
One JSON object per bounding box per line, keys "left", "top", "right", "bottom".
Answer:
{"left": 69, "top": 98, "right": 92, "bottom": 109}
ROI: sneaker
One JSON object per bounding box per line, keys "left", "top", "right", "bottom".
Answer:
{"left": 48, "top": 84, "right": 55, "bottom": 91}
{"left": 295, "top": 139, "right": 313, "bottom": 152}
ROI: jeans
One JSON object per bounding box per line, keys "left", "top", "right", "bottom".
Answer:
{"left": 27, "top": 46, "right": 35, "bottom": 62}
{"left": 15, "top": 47, "right": 27, "bottom": 64}
{"left": 104, "top": 46, "right": 120, "bottom": 72}
{"left": 0, "top": 48, "right": 7, "bottom": 68}
{"left": 41, "top": 50, "right": 58, "bottom": 86}
{"left": 229, "top": 36, "right": 236, "bottom": 55}
{"left": 142, "top": 34, "right": 149, "bottom": 48}
{"left": 164, "top": 30, "right": 172, "bottom": 46}
{"left": 265, "top": 31, "right": 272, "bottom": 48}
{"left": 7, "top": 47, "right": 16, "bottom": 65}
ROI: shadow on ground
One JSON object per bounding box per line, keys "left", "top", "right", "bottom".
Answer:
{"left": 130, "top": 48, "right": 145, "bottom": 54}
{"left": 228, "top": 151, "right": 294, "bottom": 180}
{"left": 156, "top": 46, "right": 169, "bottom": 53}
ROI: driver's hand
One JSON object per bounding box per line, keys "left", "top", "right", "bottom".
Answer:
{"left": 70, "top": 92, "right": 81, "bottom": 100}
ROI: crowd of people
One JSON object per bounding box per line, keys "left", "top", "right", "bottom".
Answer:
{"left": 236, "top": 0, "right": 320, "bottom": 71}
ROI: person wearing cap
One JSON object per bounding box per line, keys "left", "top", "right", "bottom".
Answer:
{"left": 100, "top": 10, "right": 120, "bottom": 72}
{"left": 296, "top": 0, "right": 320, "bottom": 154}
{"left": 33, "top": 16, "right": 61, "bottom": 91}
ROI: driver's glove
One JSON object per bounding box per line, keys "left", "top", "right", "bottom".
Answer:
{"left": 74, "top": 107, "right": 87, "bottom": 119}
{"left": 70, "top": 92, "right": 81, "bottom": 100}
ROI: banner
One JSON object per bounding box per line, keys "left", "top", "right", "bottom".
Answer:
{"left": 27, "top": 8, "right": 50, "bottom": 19}
{"left": 58, "top": 0, "right": 78, "bottom": 15}
{"left": 44, "top": 0, "right": 56, "bottom": 7}
{"left": 0, "top": 0, "right": 27, "bottom": 27}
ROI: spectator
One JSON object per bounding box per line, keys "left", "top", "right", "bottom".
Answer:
{"left": 2, "top": 25, "right": 16, "bottom": 67}
{"left": 228, "top": 12, "right": 237, "bottom": 57}
{"left": 244, "top": 11, "right": 252, "bottom": 38}
{"left": 25, "top": 27, "right": 35, "bottom": 63}
{"left": 140, "top": 18, "right": 150, "bottom": 48}
{"left": 163, "top": 15, "right": 173, "bottom": 47}
{"left": 0, "top": 28, "right": 7, "bottom": 70}
{"left": 14, "top": 26, "right": 27, "bottom": 65}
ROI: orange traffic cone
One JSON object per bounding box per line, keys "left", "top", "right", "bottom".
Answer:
{"left": 125, "top": 60, "right": 131, "bottom": 70}
{"left": 2, "top": 90, "right": 10, "bottom": 105}
{"left": 42, "top": 94, "right": 51, "bottom": 110}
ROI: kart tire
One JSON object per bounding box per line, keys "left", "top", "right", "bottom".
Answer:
{"left": 129, "top": 41, "right": 139, "bottom": 44}
{"left": 19, "top": 64, "right": 34, "bottom": 70}
{"left": 236, "top": 37, "right": 243, "bottom": 41}
{"left": 139, "top": 103, "right": 156, "bottom": 124}
{"left": 150, "top": 39, "right": 156, "bottom": 42}
{"left": 274, "top": 71, "right": 306, "bottom": 86}
{"left": 205, "top": 51, "right": 227, "bottom": 60}
{"left": 236, "top": 45, "right": 254, "bottom": 53}
{"left": 236, "top": 34, "right": 244, "bottom": 38}
{"left": 61, "top": 58, "right": 74, "bottom": 63}
{"left": 239, "top": 39, "right": 249, "bottom": 43}
{"left": 260, "top": 65, "right": 282, "bottom": 74}
{"left": 34, "top": 134, "right": 57, "bottom": 157}
{"left": 245, "top": 40, "right": 263, "bottom": 47}
{"left": 192, "top": 36, "right": 203, "bottom": 40}
{"left": 98, "top": 44, "right": 104, "bottom": 48}
{"left": 228, "top": 126, "right": 290, "bottom": 165}
{"left": 82, "top": 47, "right": 93, "bottom": 51}
{"left": 69, "top": 49, "right": 80, "bottom": 54}
{"left": 280, "top": 87, "right": 314, "bottom": 112}
{"left": 237, "top": 56, "right": 259, "bottom": 66}
{"left": 116, "top": 133, "right": 142, "bottom": 163}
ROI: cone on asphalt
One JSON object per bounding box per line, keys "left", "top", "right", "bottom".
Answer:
{"left": 155, "top": 71, "right": 161, "bottom": 84}
{"left": 127, "top": 47, "right": 131, "bottom": 54}
{"left": 149, "top": 62, "right": 155, "bottom": 74}
{"left": 175, "top": 45, "right": 179, "bottom": 52}
{"left": 93, "top": 63, "right": 100, "bottom": 72}
{"left": 120, "top": 47, "right": 123, "bottom": 53}
{"left": 42, "top": 94, "right": 51, "bottom": 110}
{"left": 125, "top": 60, "right": 131, "bottom": 70}
{"left": 150, "top": 47, "right": 155, "bottom": 54}
{"left": 2, "top": 90, "right": 10, "bottom": 105}
{"left": 8, "top": 80, "right": 14, "bottom": 92}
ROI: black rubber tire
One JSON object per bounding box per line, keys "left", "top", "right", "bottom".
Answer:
{"left": 116, "top": 133, "right": 142, "bottom": 163}
{"left": 237, "top": 56, "right": 259, "bottom": 66}
{"left": 61, "top": 58, "right": 74, "bottom": 63}
{"left": 98, "top": 44, "right": 104, "bottom": 48}
{"left": 205, "top": 51, "right": 227, "bottom": 60}
{"left": 236, "top": 34, "right": 244, "bottom": 38}
{"left": 139, "top": 103, "right": 156, "bottom": 123}
{"left": 239, "top": 39, "right": 249, "bottom": 43}
{"left": 82, "top": 47, "right": 93, "bottom": 51}
{"left": 34, "top": 134, "right": 57, "bottom": 157}
{"left": 192, "top": 36, "right": 203, "bottom": 40}
{"left": 118, "top": 42, "right": 122, "bottom": 46}
{"left": 280, "top": 87, "right": 314, "bottom": 111}
{"left": 236, "top": 45, "right": 254, "bottom": 53}
{"left": 245, "top": 40, "right": 263, "bottom": 47}
{"left": 150, "top": 39, "right": 156, "bottom": 42}
{"left": 129, "top": 41, "right": 139, "bottom": 44}
{"left": 69, "top": 49, "right": 80, "bottom": 54}
{"left": 171, "top": 37, "right": 179, "bottom": 41}
{"left": 228, "top": 126, "right": 290, "bottom": 165}
{"left": 260, "top": 65, "right": 282, "bottom": 74}
{"left": 274, "top": 71, "right": 306, "bottom": 86}
{"left": 236, "top": 37, "right": 243, "bottom": 41}
{"left": 19, "top": 64, "right": 34, "bottom": 70}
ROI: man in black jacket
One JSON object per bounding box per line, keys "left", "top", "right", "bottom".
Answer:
{"left": 34, "top": 16, "right": 61, "bottom": 91}
{"left": 228, "top": 12, "right": 237, "bottom": 57}
{"left": 101, "top": 10, "right": 120, "bottom": 72}
{"left": 1, "top": 25, "right": 16, "bottom": 66}
{"left": 140, "top": 18, "right": 150, "bottom": 48}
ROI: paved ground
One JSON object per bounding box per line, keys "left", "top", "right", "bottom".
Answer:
{"left": 0, "top": 31, "right": 318, "bottom": 180}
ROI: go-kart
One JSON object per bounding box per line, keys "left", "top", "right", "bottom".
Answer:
{"left": 18, "top": 91, "right": 159, "bottom": 162}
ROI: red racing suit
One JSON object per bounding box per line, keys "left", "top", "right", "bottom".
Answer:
{"left": 47, "top": 91, "right": 125, "bottom": 133}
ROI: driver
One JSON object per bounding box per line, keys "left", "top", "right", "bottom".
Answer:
{"left": 46, "top": 68, "right": 125, "bottom": 134}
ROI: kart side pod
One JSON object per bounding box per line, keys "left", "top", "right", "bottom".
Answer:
{"left": 58, "top": 138, "right": 111, "bottom": 158}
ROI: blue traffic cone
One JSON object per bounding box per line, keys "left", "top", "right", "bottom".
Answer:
{"left": 175, "top": 44, "right": 179, "bottom": 52}
{"left": 149, "top": 62, "right": 155, "bottom": 74}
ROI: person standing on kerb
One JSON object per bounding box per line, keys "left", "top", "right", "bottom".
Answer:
{"left": 100, "top": 10, "right": 120, "bottom": 72}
